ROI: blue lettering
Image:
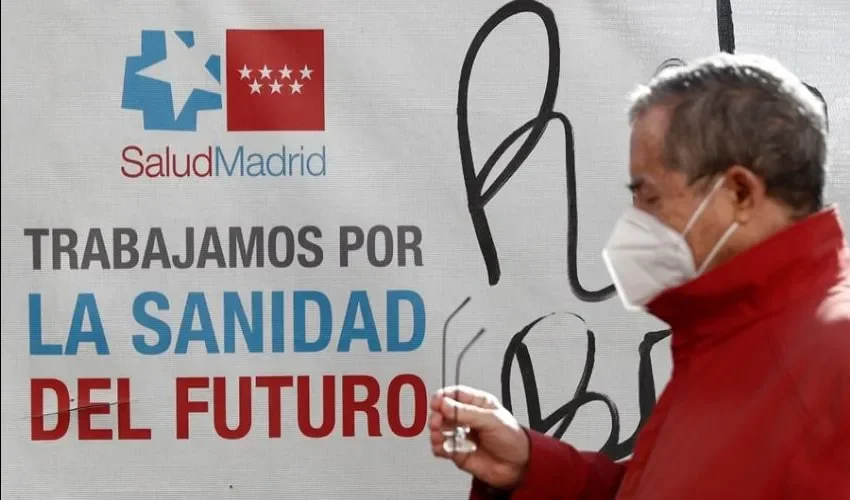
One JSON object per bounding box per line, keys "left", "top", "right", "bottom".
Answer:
{"left": 175, "top": 292, "right": 219, "bottom": 354}
{"left": 386, "top": 290, "right": 426, "bottom": 352}
{"left": 271, "top": 291, "right": 285, "bottom": 352}
{"left": 223, "top": 291, "right": 263, "bottom": 353}
{"left": 338, "top": 291, "right": 381, "bottom": 352}
{"left": 40, "top": 289, "right": 424, "bottom": 356}
{"left": 132, "top": 291, "right": 171, "bottom": 355}
{"left": 215, "top": 146, "right": 243, "bottom": 176}
{"left": 306, "top": 146, "right": 327, "bottom": 176}
{"left": 267, "top": 149, "right": 287, "bottom": 176}
{"left": 66, "top": 293, "right": 109, "bottom": 355}
{"left": 294, "top": 291, "right": 331, "bottom": 352}
{"left": 213, "top": 146, "right": 326, "bottom": 177}
{"left": 28, "top": 293, "right": 62, "bottom": 355}
{"left": 245, "top": 153, "right": 265, "bottom": 176}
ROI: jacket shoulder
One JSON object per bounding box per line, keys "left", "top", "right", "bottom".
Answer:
{"left": 772, "top": 276, "right": 849, "bottom": 430}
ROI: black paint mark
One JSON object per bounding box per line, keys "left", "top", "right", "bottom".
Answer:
{"left": 499, "top": 312, "right": 670, "bottom": 460}
{"left": 655, "top": 58, "right": 687, "bottom": 75}
{"left": 457, "top": 0, "right": 615, "bottom": 301}
{"left": 461, "top": 3, "right": 828, "bottom": 289}
{"left": 714, "top": 0, "right": 828, "bottom": 122}
{"left": 455, "top": 0, "right": 670, "bottom": 460}
{"left": 30, "top": 400, "right": 126, "bottom": 419}
{"left": 716, "top": 0, "right": 735, "bottom": 53}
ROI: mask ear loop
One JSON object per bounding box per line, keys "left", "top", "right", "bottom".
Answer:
{"left": 697, "top": 222, "right": 739, "bottom": 274}
{"left": 682, "top": 176, "right": 727, "bottom": 236}
{"left": 683, "top": 176, "right": 739, "bottom": 274}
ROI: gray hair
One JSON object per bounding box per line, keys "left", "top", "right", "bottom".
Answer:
{"left": 628, "top": 53, "right": 828, "bottom": 215}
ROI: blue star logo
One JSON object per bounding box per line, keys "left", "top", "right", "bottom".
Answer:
{"left": 122, "top": 30, "right": 222, "bottom": 131}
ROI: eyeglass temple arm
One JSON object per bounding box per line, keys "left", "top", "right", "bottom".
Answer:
{"left": 441, "top": 296, "right": 472, "bottom": 390}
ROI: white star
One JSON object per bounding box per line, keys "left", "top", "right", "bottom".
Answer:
{"left": 238, "top": 64, "right": 252, "bottom": 80}
{"left": 289, "top": 80, "right": 303, "bottom": 94}
{"left": 249, "top": 80, "right": 263, "bottom": 94}
{"left": 269, "top": 80, "right": 283, "bottom": 94}
{"left": 299, "top": 65, "right": 313, "bottom": 80}
{"left": 259, "top": 64, "right": 272, "bottom": 80}
{"left": 279, "top": 65, "right": 292, "bottom": 80}
{"left": 136, "top": 32, "right": 220, "bottom": 120}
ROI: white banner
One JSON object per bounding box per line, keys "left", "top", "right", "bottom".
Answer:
{"left": 2, "top": 0, "right": 848, "bottom": 498}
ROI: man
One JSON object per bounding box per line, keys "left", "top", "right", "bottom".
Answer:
{"left": 429, "top": 53, "right": 849, "bottom": 499}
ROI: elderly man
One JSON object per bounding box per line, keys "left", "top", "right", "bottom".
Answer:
{"left": 429, "top": 53, "right": 849, "bottom": 499}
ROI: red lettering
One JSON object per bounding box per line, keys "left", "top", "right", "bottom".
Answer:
{"left": 30, "top": 378, "right": 71, "bottom": 441}
{"left": 77, "top": 378, "right": 112, "bottom": 440}
{"left": 176, "top": 377, "right": 209, "bottom": 439}
{"left": 342, "top": 375, "right": 381, "bottom": 437}
{"left": 297, "top": 375, "right": 335, "bottom": 438}
{"left": 256, "top": 376, "right": 293, "bottom": 438}
{"left": 31, "top": 378, "right": 149, "bottom": 441}
{"left": 120, "top": 145, "right": 144, "bottom": 178}
{"left": 146, "top": 149, "right": 166, "bottom": 177}
{"left": 121, "top": 145, "right": 213, "bottom": 179}
{"left": 212, "top": 376, "right": 252, "bottom": 439}
{"left": 193, "top": 146, "right": 213, "bottom": 177}
{"left": 117, "top": 378, "right": 151, "bottom": 440}
{"left": 387, "top": 374, "right": 427, "bottom": 437}
{"left": 172, "top": 374, "right": 430, "bottom": 439}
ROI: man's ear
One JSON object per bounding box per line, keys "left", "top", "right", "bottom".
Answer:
{"left": 725, "top": 165, "right": 765, "bottom": 223}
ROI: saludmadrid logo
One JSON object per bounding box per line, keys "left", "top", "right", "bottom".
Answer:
{"left": 120, "top": 29, "right": 327, "bottom": 179}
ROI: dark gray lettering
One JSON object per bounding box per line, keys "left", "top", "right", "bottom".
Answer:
{"left": 269, "top": 226, "right": 295, "bottom": 267}
{"left": 230, "top": 226, "right": 264, "bottom": 267}
{"left": 197, "top": 227, "right": 226, "bottom": 268}
{"left": 172, "top": 228, "right": 195, "bottom": 269}
{"left": 24, "top": 228, "right": 49, "bottom": 270}
{"left": 367, "top": 225, "right": 393, "bottom": 267}
{"left": 397, "top": 225, "right": 423, "bottom": 266}
{"left": 339, "top": 226, "right": 364, "bottom": 267}
{"left": 113, "top": 228, "right": 139, "bottom": 269}
{"left": 298, "top": 226, "right": 323, "bottom": 268}
{"left": 52, "top": 229, "right": 78, "bottom": 270}
{"left": 81, "top": 228, "right": 110, "bottom": 269}
{"left": 142, "top": 228, "right": 171, "bottom": 269}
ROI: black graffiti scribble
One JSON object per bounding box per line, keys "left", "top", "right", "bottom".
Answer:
{"left": 458, "top": 0, "right": 614, "bottom": 301}
{"left": 716, "top": 0, "right": 736, "bottom": 53}
{"left": 456, "top": 0, "right": 669, "bottom": 461}
{"left": 455, "top": 0, "right": 830, "bottom": 461}
{"left": 714, "top": 0, "right": 828, "bottom": 122}
{"left": 500, "top": 313, "right": 671, "bottom": 459}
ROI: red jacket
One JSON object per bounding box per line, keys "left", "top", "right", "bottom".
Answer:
{"left": 471, "top": 208, "right": 850, "bottom": 499}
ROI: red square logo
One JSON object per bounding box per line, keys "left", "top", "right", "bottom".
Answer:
{"left": 225, "top": 29, "right": 325, "bottom": 131}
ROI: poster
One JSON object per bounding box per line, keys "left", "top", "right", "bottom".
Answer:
{"left": 1, "top": 0, "right": 847, "bottom": 498}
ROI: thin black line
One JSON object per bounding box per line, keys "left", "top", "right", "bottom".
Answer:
{"left": 453, "top": 327, "right": 486, "bottom": 450}
{"left": 30, "top": 401, "right": 125, "bottom": 419}
{"left": 441, "top": 296, "right": 472, "bottom": 392}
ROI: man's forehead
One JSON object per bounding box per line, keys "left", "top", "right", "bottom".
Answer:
{"left": 631, "top": 106, "right": 672, "bottom": 144}
{"left": 629, "top": 106, "right": 674, "bottom": 184}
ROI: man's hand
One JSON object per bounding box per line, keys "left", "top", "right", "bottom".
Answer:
{"left": 429, "top": 385, "right": 530, "bottom": 489}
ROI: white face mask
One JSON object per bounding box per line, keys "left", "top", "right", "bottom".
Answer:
{"left": 601, "top": 177, "right": 739, "bottom": 311}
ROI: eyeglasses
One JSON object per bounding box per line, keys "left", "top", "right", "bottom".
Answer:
{"left": 441, "top": 296, "right": 486, "bottom": 454}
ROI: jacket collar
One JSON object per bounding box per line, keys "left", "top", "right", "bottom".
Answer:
{"left": 647, "top": 206, "right": 847, "bottom": 364}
